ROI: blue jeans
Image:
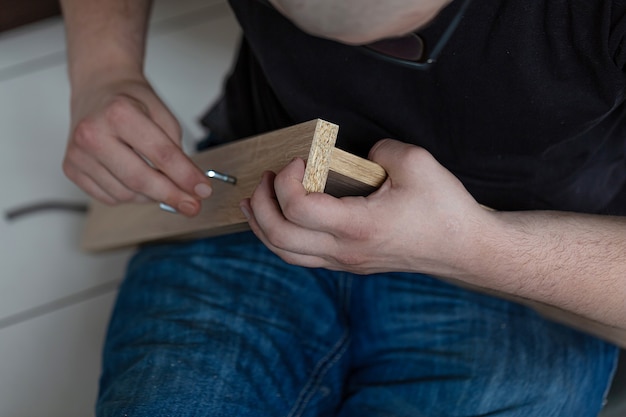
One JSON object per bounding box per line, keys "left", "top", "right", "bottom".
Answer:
{"left": 97, "top": 232, "right": 618, "bottom": 417}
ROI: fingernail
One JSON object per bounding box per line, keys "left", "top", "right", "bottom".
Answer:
{"left": 178, "top": 201, "right": 197, "bottom": 216}
{"left": 240, "top": 203, "right": 251, "bottom": 220}
{"left": 194, "top": 183, "right": 212, "bottom": 199}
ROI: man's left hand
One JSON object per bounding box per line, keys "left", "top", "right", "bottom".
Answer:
{"left": 240, "top": 139, "right": 491, "bottom": 276}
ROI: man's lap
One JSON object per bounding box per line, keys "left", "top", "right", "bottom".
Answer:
{"left": 97, "top": 232, "right": 618, "bottom": 417}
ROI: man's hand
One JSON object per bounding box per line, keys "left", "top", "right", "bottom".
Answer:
{"left": 60, "top": 0, "right": 212, "bottom": 217}
{"left": 240, "top": 139, "right": 488, "bottom": 275}
{"left": 242, "top": 139, "right": 626, "bottom": 329}
{"left": 62, "top": 74, "right": 212, "bottom": 217}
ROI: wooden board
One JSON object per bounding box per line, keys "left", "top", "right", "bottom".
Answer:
{"left": 81, "top": 119, "right": 386, "bottom": 252}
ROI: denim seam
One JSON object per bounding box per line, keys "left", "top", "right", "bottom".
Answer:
{"left": 286, "top": 276, "right": 353, "bottom": 417}
{"left": 601, "top": 348, "right": 621, "bottom": 409}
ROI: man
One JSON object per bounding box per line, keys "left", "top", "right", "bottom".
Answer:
{"left": 60, "top": 0, "right": 624, "bottom": 415}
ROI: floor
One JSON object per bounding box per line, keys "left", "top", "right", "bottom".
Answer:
{"left": 0, "top": 1, "right": 239, "bottom": 415}
{"left": 1, "top": 2, "right": 625, "bottom": 416}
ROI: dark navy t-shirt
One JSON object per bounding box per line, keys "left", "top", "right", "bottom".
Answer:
{"left": 204, "top": 0, "right": 626, "bottom": 214}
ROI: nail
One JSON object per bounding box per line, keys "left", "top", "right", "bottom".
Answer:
{"left": 240, "top": 203, "right": 251, "bottom": 220}
{"left": 194, "top": 183, "right": 212, "bottom": 199}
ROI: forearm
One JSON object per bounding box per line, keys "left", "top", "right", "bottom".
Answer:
{"left": 60, "top": 0, "right": 152, "bottom": 91}
{"left": 465, "top": 210, "right": 626, "bottom": 329}
{"left": 268, "top": 0, "right": 451, "bottom": 44}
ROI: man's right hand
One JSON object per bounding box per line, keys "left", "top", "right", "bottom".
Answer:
{"left": 62, "top": 74, "right": 212, "bottom": 217}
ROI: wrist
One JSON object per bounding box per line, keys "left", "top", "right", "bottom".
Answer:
{"left": 68, "top": 66, "right": 148, "bottom": 112}
{"left": 431, "top": 206, "right": 505, "bottom": 284}
{"left": 68, "top": 50, "right": 145, "bottom": 92}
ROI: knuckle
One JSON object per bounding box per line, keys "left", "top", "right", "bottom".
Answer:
{"left": 335, "top": 250, "right": 366, "bottom": 267}
{"left": 72, "top": 120, "right": 101, "bottom": 151}
{"left": 336, "top": 207, "right": 374, "bottom": 241}
{"left": 278, "top": 252, "right": 299, "bottom": 266}
{"left": 150, "top": 145, "right": 177, "bottom": 167}
{"left": 264, "top": 228, "right": 290, "bottom": 250}
{"left": 403, "top": 145, "right": 432, "bottom": 165}
{"left": 104, "top": 97, "right": 135, "bottom": 125}
{"left": 343, "top": 223, "right": 373, "bottom": 241}
{"left": 280, "top": 199, "right": 307, "bottom": 222}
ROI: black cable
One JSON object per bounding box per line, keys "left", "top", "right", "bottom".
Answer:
{"left": 4, "top": 200, "right": 89, "bottom": 221}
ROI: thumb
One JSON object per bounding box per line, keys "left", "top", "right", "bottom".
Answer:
{"left": 274, "top": 157, "right": 307, "bottom": 198}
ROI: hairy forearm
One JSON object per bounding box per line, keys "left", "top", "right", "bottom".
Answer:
{"left": 268, "top": 0, "right": 451, "bottom": 44}
{"left": 467, "top": 210, "right": 626, "bottom": 329}
{"left": 60, "top": 0, "right": 152, "bottom": 91}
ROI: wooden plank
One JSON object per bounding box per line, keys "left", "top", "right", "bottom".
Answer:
{"left": 81, "top": 119, "right": 383, "bottom": 252}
